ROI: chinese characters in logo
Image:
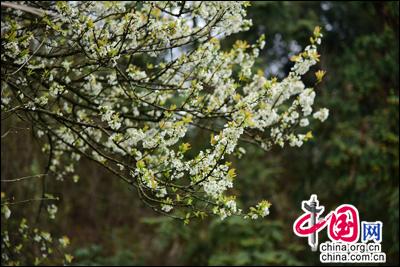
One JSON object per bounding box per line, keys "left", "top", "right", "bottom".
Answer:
{"left": 293, "top": 195, "right": 360, "bottom": 251}
{"left": 293, "top": 194, "right": 386, "bottom": 263}
{"left": 361, "top": 221, "right": 382, "bottom": 243}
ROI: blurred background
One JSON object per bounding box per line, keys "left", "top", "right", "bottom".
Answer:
{"left": 1, "top": 1, "right": 399, "bottom": 265}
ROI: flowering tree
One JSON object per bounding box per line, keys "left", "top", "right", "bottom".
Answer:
{"left": 1, "top": 1, "right": 328, "bottom": 224}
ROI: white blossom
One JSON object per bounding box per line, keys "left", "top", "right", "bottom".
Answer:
{"left": 313, "top": 108, "right": 330, "bottom": 122}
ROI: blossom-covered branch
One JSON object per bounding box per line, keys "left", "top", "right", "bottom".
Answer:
{"left": 1, "top": 1, "right": 328, "bottom": 222}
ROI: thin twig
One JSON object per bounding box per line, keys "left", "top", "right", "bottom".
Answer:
{"left": 1, "top": 174, "right": 47, "bottom": 183}
{"left": 2, "top": 197, "right": 58, "bottom": 206}
{"left": 1, "top": 2, "right": 57, "bottom": 17}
